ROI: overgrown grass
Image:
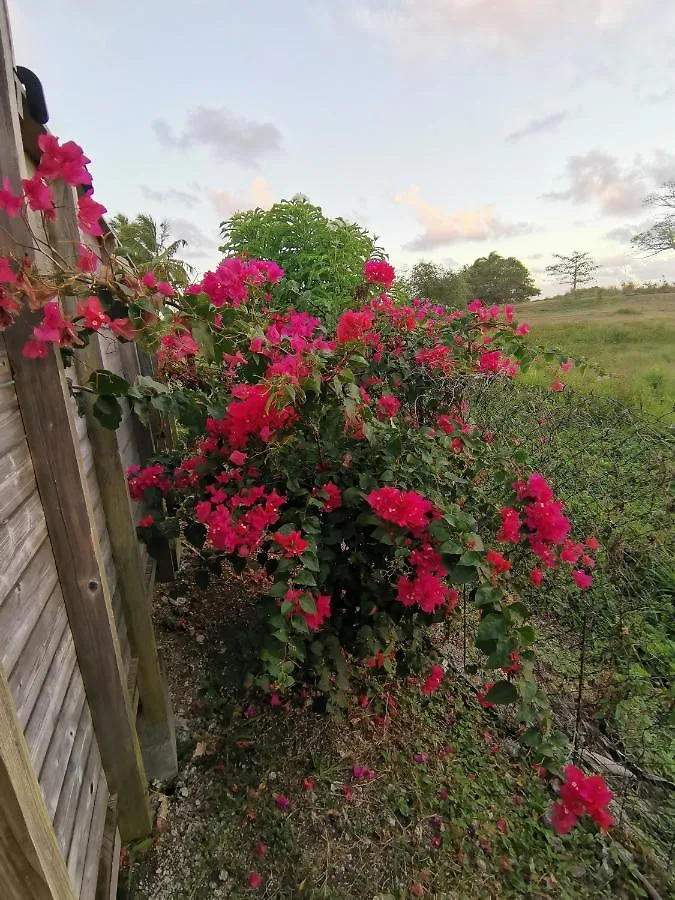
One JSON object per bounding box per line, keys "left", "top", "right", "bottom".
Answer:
{"left": 519, "top": 290, "right": 675, "bottom": 417}
{"left": 121, "top": 592, "right": 665, "bottom": 899}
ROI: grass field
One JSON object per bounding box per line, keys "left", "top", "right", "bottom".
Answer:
{"left": 518, "top": 289, "right": 675, "bottom": 418}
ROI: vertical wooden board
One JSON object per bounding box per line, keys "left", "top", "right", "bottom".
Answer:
{"left": 0, "top": 490, "right": 48, "bottom": 605}
{"left": 24, "top": 631, "right": 77, "bottom": 773}
{"left": 0, "top": 536, "right": 55, "bottom": 673}
{"left": 0, "top": 405, "right": 26, "bottom": 459}
{"left": 66, "top": 741, "right": 101, "bottom": 894}
{"left": 79, "top": 770, "right": 109, "bottom": 900}
{"left": 53, "top": 707, "right": 94, "bottom": 857}
{"left": 0, "top": 427, "right": 35, "bottom": 524}
{"left": 39, "top": 665, "right": 87, "bottom": 820}
{"left": 95, "top": 808, "right": 120, "bottom": 900}
{"left": 0, "top": 660, "right": 75, "bottom": 900}
{"left": 8, "top": 586, "right": 68, "bottom": 729}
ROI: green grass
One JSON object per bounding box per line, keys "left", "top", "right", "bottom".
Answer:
{"left": 518, "top": 290, "right": 675, "bottom": 417}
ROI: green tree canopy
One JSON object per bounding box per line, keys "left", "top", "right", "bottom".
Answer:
{"left": 402, "top": 260, "right": 472, "bottom": 308}
{"left": 219, "top": 197, "right": 384, "bottom": 324}
{"left": 109, "top": 213, "right": 194, "bottom": 287}
{"left": 466, "top": 252, "right": 540, "bottom": 304}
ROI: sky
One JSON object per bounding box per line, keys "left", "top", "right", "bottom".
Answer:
{"left": 8, "top": 0, "right": 675, "bottom": 295}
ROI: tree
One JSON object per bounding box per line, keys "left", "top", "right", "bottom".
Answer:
{"left": 545, "top": 251, "right": 599, "bottom": 292}
{"left": 219, "top": 197, "right": 383, "bottom": 324}
{"left": 109, "top": 213, "right": 194, "bottom": 286}
{"left": 402, "top": 260, "right": 472, "bottom": 308}
{"left": 631, "top": 181, "right": 675, "bottom": 256}
{"left": 466, "top": 252, "right": 540, "bottom": 304}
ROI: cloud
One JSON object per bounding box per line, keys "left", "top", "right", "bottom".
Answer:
{"left": 167, "top": 218, "right": 220, "bottom": 260}
{"left": 395, "top": 185, "right": 535, "bottom": 250}
{"left": 354, "top": 0, "right": 638, "bottom": 56}
{"left": 140, "top": 185, "right": 200, "bottom": 208}
{"left": 544, "top": 150, "right": 675, "bottom": 216}
{"left": 605, "top": 224, "right": 637, "bottom": 243}
{"left": 506, "top": 111, "right": 569, "bottom": 142}
{"left": 209, "top": 177, "right": 275, "bottom": 218}
{"left": 153, "top": 107, "right": 282, "bottom": 167}
{"left": 644, "top": 86, "right": 675, "bottom": 104}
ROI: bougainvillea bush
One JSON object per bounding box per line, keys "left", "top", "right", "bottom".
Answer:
{"left": 0, "top": 134, "right": 611, "bottom": 836}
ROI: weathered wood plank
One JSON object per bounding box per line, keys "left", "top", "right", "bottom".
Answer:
{"left": 0, "top": 405, "right": 26, "bottom": 458}
{"left": 66, "top": 740, "right": 101, "bottom": 893}
{"left": 0, "top": 535, "right": 55, "bottom": 672}
{"left": 25, "top": 630, "right": 77, "bottom": 773}
{"left": 0, "top": 657, "right": 75, "bottom": 900}
{"left": 0, "top": 449, "right": 34, "bottom": 524}
{"left": 9, "top": 586, "right": 68, "bottom": 729}
{"left": 39, "top": 666, "right": 87, "bottom": 820}
{"left": 0, "top": 490, "right": 48, "bottom": 606}
{"left": 53, "top": 706, "right": 93, "bottom": 857}
{"left": 80, "top": 770, "right": 109, "bottom": 900}
{"left": 95, "top": 800, "right": 120, "bottom": 900}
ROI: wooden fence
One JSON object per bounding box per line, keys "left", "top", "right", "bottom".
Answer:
{"left": 0, "top": 3, "right": 177, "bottom": 897}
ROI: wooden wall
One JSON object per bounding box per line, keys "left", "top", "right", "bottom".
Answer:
{"left": 0, "top": 337, "right": 109, "bottom": 898}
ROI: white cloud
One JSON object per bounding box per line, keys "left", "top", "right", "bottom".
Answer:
{"left": 141, "top": 185, "right": 200, "bottom": 208}
{"left": 153, "top": 107, "right": 282, "bottom": 168}
{"left": 395, "top": 184, "right": 535, "bottom": 250}
{"left": 354, "top": 0, "right": 638, "bottom": 56}
{"left": 209, "top": 177, "right": 275, "bottom": 218}
{"left": 544, "top": 150, "right": 675, "bottom": 216}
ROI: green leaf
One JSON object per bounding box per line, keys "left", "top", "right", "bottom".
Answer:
{"left": 291, "top": 615, "right": 310, "bottom": 634}
{"left": 294, "top": 570, "right": 316, "bottom": 587}
{"left": 299, "top": 594, "right": 317, "bottom": 615}
{"left": 458, "top": 550, "right": 483, "bottom": 567}
{"left": 446, "top": 565, "right": 477, "bottom": 584}
{"left": 484, "top": 680, "right": 518, "bottom": 705}
{"left": 267, "top": 582, "right": 288, "bottom": 598}
{"left": 522, "top": 726, "right": 542, "bottom": 748}
{"left": 93, "top": 394, "right": 122, "bottom": 429}
{"left": 280, "top": 600, "right": 294, "bottom": 615}
{"left": 300, "top": 551, "right": 320, "bottom": 572}
{"left": 135, "top": 375, "right": 168, "bottom": 394}
{"left": 440, "top": 540, "right": 463, "bottom": 556}
{"left": 184, "top": 522, "right": 206, "bottom": 549}
{"left": 88, "top": 370, "right": 130, "bottom": 396}
{"left": 476, "top": 613, "right": 506, "bottom": 646}
{"left": 475, "top": 585, "right": 503, "bottom": 610}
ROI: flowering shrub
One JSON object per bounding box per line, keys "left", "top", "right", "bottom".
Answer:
{"left": 0, "top": 133, "right": 613, "bottom": 835}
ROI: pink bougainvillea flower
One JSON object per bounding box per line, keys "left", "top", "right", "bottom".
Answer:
{"left": 497, "top": 507, "right": 522, "bottom": 544}
{"left": 376, "top": 393, "right": 400, "bottom": 419}
{"left": 336, "top": 308, "right": 375, "bottom": 343}
{"left": 572, "top": 569, "right": 593, "bottom": 590}
{"left": 413, "top": 753, "right": 428, "bottom": 764}
{"left": 243, "top": 704, "right": 257, "bottom": 718}
{"left": 0, "top": 177, "right": 22, "bottom": 216}
{"left": 497, "top": 818, "right": 508, "bottom": 833}
{"left": 485, "top": 549, "right": 511, "bottom": 574}
{"left": 247, "top": 870, "right": 262, "bottom": 890}
{"left": 477, "top": 682, "right": 496, "bottom": 709}
{"left": 138, "top": 515, "right": 154, "bottom": 528}
{"left": 0, "top": 293, "right": 21, "bottom": 330}
{"left": 255, "top": 841, "right": 268, "bottom": 857}
{"left": 551, "top": 764, "right": 613, "bottom": 835}
{"left": 110, "top": 318, "right": 135, "bottom": 341}
{"left": 366, "top": 486, "right": 437, "bottom": 535}
{"left": 585, "top": 535, "right": 600, "bottom": 551}
{"left": 274, "top": 793, "right": 289, "bottom": 810}
{"left": 341, "top": 783, "right": 352, "bottom": 800}
{"left": 21, "top": 174, "right": 56, "bottom": 219}
{"left": 561, "top": 359, "right": 574, "bottom": 373}
{"left": 32, "top": 300, "right": 78, "bottom": 346}
{"left": 37, "top": 134, "right": 92, "bottom": 185}
{"left": 420, "top": 664, "right": 444, "bottom": 696}
{"left": 550, "top": 378, "right": 564, "bottom": 392}
{"left": 229, "top": 450, "right": 247, "bottom": 466}
{"left": 77, "top": 190, "right": 106, "bottom": 237}
{"left": 273, "top": 530, "right": 308, "bottom": 557}
{"left": 438, "top": 789, "right": 449, "bottom": 800}
{"left": 76, "top": 243, "right": 98, "bottom": 273}
{"left": 0, "top": 256, "right": 17, "bottom": 283}
{"left": 514, "top": 322, "right": 529, "bottom": 336}
{"left": 268, "top": 693, "right": 281, "bottom": 708}
{"left": 303, "top": 778, "right": 314, "bottom": 792}
{"left": 22, "top": 338, "right": 48, "bottom": 358}
{"left": 530, "top": 567, "right": 544, "bottom": 586}
{"left": 352, "top": 765, "right": 375, "bottom": 781}
{"left": 142, "top": 271, "right": 157, "bottom": 288}
{"left": 363, "top": 258, "right": 395, "bottom": 290}
{"left": 156, "top": 281, "right": 174, "bottom": 297}
{"left": 430, "top": 835, "right": 442, "bottom": 849}
{"left": 77, "top": 295, "right": 110, "bottom": 330}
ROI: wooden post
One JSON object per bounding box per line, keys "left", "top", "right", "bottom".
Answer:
{"left": 0, "top": 663, "right": 76, "bottom": 900}
{"left": 0, "top": 5, "right": 152, "bottom": 840}
{"left": 44, "top": 178, "right": 177, "bottom": 780}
